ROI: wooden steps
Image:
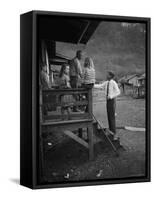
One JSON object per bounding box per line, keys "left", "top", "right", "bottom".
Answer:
{"left": 92, "top": 120, "right": 122, "bottom": 154}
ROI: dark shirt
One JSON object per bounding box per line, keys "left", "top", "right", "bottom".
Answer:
{"left": 70, "top": 57, "right": 82, "bottom": 78}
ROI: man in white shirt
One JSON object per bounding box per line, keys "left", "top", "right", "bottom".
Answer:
{"left": 95, "top": 71, "right": 120, "bottom": 139}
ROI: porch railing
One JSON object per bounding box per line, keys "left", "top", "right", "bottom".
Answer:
{"left": 40, "top": 88, "right": 93, "bottom": 124}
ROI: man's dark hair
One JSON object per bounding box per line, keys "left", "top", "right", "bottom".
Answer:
{"left": 76, "top": 50, "right": 82, "bottom": 56}
{"left": 108, "top": 71, "right": 115, "bottom": 79}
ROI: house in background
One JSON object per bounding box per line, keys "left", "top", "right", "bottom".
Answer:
{"left": 119, "top": 74, "right": 140, "bottom": 86}
{"left": 119, "top": 74, "right": 138, "bottom": 96}
{"left": 126, "top": 74, "right": 140, "bottom": 86}
{"left": 119, "top": 73, "right": 145, "bottom": 98}
{"left": 137, "top": 73, "right": 146, "bottom": 97}
{"left": 138, "top": 73, "right": 145, "bottom": 86}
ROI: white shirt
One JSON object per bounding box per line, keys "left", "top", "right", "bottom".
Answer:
{"left": 94, "top": 79, "right": 120, "bottom": 99}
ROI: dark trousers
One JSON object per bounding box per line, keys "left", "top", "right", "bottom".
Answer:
{"left": 70, "top": 76, "right": 78, "bottom": 88}
{"left": 107, "top": 98, "right": 116, "bottom": 134}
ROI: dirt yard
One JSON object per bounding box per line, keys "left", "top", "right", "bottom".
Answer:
{"left": 43, "top": 94, "right": 146, "bottom": 183}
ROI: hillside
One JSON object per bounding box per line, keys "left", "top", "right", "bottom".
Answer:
{"left": 57, "top": 21, "right": 146, "bottom": 80}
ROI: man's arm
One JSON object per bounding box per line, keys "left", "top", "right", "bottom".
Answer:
{"left": 94, "top": 81, "right": 106, "bottom": 90}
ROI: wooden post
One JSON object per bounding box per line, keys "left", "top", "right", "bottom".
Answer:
{"left": 39, "top": 89, "right": 45, "bottom": 182}
{"left": 87, "top": 87, "right": 94, "bottom": 160}
{"left": 88, "top": 124, "right": 94, "bottom": 160}
{"left": 39, "top": 89, "right": 43, "bottom": 123}
{"left": 78, "top": 128, "right": 83, "bottom": 138}
{"left": 88, "top": 88, "right": 93, "bottom": 117}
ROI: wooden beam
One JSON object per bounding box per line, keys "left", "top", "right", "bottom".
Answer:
{"left": 87, "top": 125, "right": 94, "bottom": 160}
{"left": 63, "top": 130, "right": 89, "bottom": 149}
{"left": 43, "top": 100, "right": 88, "bottom": 107}
{"left": 44, "top": 113, "right": 90, "bottom": 122}
{"left": 88, "top": 88, "right": 93, "bottom": 115}
{"left": 41, "top": 118, "right": 92, "bottom": 126}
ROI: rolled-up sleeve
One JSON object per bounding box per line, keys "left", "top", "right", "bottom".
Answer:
{"left": 94, "top": 82, "right": 106, "bottom": 90}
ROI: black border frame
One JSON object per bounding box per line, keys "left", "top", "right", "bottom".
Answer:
{"left": 20, "top": 10, "right": 151, "bottom": 189}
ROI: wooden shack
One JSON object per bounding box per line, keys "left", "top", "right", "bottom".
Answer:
{"left": 38, "top": 15, "right": 100, "bottom": 181}
{"left": 119, "top": 73, "right": 145, "bottom": 98}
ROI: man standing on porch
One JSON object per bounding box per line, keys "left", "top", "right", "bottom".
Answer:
{"left": 70, "top": 50, "right": 83, "bottom": 112}
{"left": 70, "top": 50, "right": 83, "bottom": 87}
{"left": 94, "top": 71, "right": 120, "bottom": 140}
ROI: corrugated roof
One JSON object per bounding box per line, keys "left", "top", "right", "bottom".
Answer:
{"left": 138, "top": 73, "right": 145, "bottom": 80}
{"left": 119, "top": 74, "right": 139, "bottom": 82}
{"left": 126, "top": 74, "right": 138, "bottom": 81}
